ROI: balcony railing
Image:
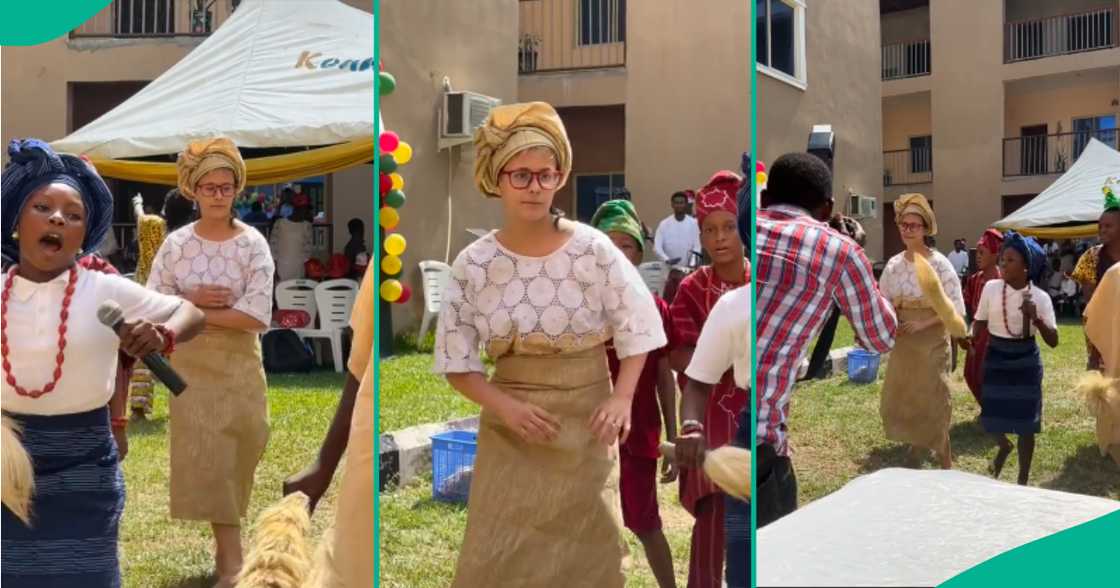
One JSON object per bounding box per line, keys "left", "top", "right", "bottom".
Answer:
{"left": 519, "top": 0, "right": 626, "bottom": 74}
{"left": 882, "top": 39, "right": 931, "bottom": 81}
{"left": 70, "top": 0, "right": 233, "bottom": 38}
{"left": 1002, "top": 130, "right": 1119, "bottom": 177}
{"left": 883, "top": 148, "right": 933, "bottom": 186}
{"left": 1006, "top": 8, "right": 1116, "bottom": 63}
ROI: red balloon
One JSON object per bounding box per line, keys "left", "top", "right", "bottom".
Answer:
{"left": 380, "top": 131, "right": 400, "bottom": 153}
{"left": 756, "top": 161, "right": 766, "bottom": 173}
{"left": 396, "top": 284, "right": 412, "bottom": 304}
{"left": 380, "top": 173, "right": 392, "bottom": 195}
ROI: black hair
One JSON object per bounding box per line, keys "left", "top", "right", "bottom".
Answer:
{"left": 251, "top": 201, "right": 263, "bottom": 212}
{"left": 550, "top": 206, "right": 565, "bottom": 229}
{"left": 671, "top": 191, "right": 689, "bottom": 203}
{"left": 763, "top": 152, "right": 833, "bottom": 211}
{"left": 348, "top": 218, "right": 365, "bottom": 235}
{"left": 162, "top": 188, "right": 197, "bottom": 232}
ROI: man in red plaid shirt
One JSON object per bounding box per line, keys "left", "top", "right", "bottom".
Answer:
{"left": 755, "top": 153, "right": 897, "bottom": 527}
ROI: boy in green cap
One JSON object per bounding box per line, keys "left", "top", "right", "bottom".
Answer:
{"left": 591, "top": 198, "right": 679, "bottom": 588}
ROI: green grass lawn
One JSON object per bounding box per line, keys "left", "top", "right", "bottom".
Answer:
{"left": 120, "top": 371, "right": 346, "bottom": 587}
{"left": 790, "top": 320, "right": 1120, "bottom": 506}
{"left": 378, "top": 351, "right": 478, "bottom": 433}
{"left": 379, "top": 336, "right": 697, "bottom": 587}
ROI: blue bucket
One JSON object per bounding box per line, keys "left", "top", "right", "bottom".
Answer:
{"left": 430, "top": 430, "right": 478, "bottom": 503}
{"left": 847, "top": 349, "right": 881, "bottom": 384}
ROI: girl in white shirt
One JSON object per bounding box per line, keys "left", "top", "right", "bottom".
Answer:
{"left": 148, "top": 138, "right": 275, "bottom": 586}
{"left": 434, "top": 102, "right": 664, "bottom": 587}
{"left": 970, "top": 231, "right": 1059, "bottom": 485}
{"left": 0, "top": 139, "right": 204, "bottom": 587}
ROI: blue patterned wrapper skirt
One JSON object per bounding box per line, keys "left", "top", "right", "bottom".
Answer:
{"left": 980, "top": 335, "right": 1044, "bottom": 435}
{"left": 1, "top": 406, "right": 124, "bottom": 587}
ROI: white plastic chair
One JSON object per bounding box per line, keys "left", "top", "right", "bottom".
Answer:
{"left": 273, "top": 279, "right": 320, "bottom": 334}
{"left": 638, "top": 261, "right": 670, "bottom": 297}
{"left": 418, "top": 260, "right": 452, "bottom": 345}
{"left": 296, "top": 279, "right": 359, "bottom": 372}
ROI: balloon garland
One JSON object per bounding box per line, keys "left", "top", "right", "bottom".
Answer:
{"left": 753, "top": 159, "right": 767, "bottom": 208}
{"left": 378, "top": 64, "right": 413, "bottom": 304}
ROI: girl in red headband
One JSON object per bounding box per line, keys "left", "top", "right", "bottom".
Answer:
{"left": 669, "top": 170, "right": 749, "bottom": 588}
{"left": 961, "top": 229, "right": 1003, "bottom": 406}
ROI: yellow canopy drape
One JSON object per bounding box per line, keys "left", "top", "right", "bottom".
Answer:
{"left": 88, "top": 138, "right": 374, "bottom": 186}
{"left": 996, "top": 223, "right": 1099, "bottom": 239}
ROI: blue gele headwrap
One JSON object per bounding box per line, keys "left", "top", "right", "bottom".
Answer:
{"left": 1002, "top": 230, "right": 1046, "bottom": 285}
{"left": 1, "top": 139, "right": 114, "bottom": 264}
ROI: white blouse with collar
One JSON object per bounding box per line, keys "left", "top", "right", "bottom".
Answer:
{"left": 1, "top": 267, "right": 183, "bottom": 416}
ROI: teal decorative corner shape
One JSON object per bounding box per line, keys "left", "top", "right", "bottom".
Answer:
{"left": 940, "top": 510, "right": 1120, "bottom": 587}
{"left": 1, "top": 1, "right": 114, "bottom": 46}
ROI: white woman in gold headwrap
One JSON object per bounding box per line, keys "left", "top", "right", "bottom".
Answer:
{"left": 433, "top": 102, "right": 666, "bottom": 587}
{"left": 146, "top": 137, "right": 275, "bottom": 587}
{"left": 878, "top": 193, "right": 966, "bottom": 469}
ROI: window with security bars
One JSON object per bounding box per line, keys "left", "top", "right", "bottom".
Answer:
{"left": 579, "top": 0, "right": 626, "bottom": 45}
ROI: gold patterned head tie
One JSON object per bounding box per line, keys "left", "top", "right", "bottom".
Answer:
{"left": 894, "top": 193, "right": 937, "bottom": 235}
{"left": 176, "top": 137, "right": 246, "bottom": 200}
{"left": 473, "top": 102, "right": 572, "bottom": 198}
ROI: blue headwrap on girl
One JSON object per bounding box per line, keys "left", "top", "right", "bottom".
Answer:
{"left": 1, "top": 139, "right": 114, "bottom": 264}
{"left": 738, "top": 152, "right": 752, "bottom": 248}
{"left": 1002, "top": 230, "right": 1046, "bottom": 285}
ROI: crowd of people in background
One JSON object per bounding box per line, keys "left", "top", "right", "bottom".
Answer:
{"left": 946, "top": 235, "right": 1103, "bottom": 320}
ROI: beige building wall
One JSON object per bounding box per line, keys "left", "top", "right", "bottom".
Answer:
{"left": 518, "top": 68, "right": 626, "bottom": 108}
{"left": 881, "top": 5, "right": 930, "bottom": 45}
{"left": 380, "top": 0, "right": 518, "bottom": 332}
{"left": 925, "top": 0, "right": 1007, "bottom": 247}
{"left": 626, "top": 0, "right": 750, "bottom": 234}
{"left": 1, "top": 38, "right": 200, "bottom": 155}
{"left": 759, "top": 0, "right": 886, "bottom": 257}
{"left": 881, "top": 92, "right": 932, "bottom": 151}
{"left": 880, "top": 1, "right": 1120, "bottom": 251}
{"left": 1004, "top": 68, "right": 1120, "bottom": 136}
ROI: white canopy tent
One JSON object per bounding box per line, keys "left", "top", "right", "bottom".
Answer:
{"left": 757, "top": 469, "right": 1119, "bottom": 587}
{"left": 994, "top": 138, "right": 1120, "bottom": 238}
{"left": 52, "top": 0, "right": 375, "bottom": 159}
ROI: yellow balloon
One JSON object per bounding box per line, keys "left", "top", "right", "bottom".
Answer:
{"left": 385, "top": 233, "right": 407, "bottom": 257}
{"left": 390, "top": 173, "right": 405, "bottom": 191}
{"left": 381, "top": 254, "right": 402, "bottom": 275}
{"left": 756, "top": 171, "right": 768, "bottom": 186}
{"left": 394, "top": 142, "right": 413, "bottom": 165}
{"left": 380, "top": 279, "right": 403, "bottom": 302}
{"left": 379, "top": 206, "right": 400, "bottom": 230}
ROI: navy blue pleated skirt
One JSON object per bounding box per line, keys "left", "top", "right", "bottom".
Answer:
{"left": 980, "top": 336, "right": 1043, "bottom": 435}
{"left": 1, "top": 407, "right": 124, "bottom": 588}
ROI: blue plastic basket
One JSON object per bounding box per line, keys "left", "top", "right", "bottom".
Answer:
{"left": 430, "top": 430, "right": 478, "bottom": 503}
{"left": 847, "top": 349, "right": 881, "bottom": 384}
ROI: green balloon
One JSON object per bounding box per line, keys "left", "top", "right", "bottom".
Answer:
{"left": 379, "top": 71, "right": 396, "bottom": 96}
{"left": 380, "top": 153, "right": 398, "bottom": 174}
{"left": 386, "top": 189, "right": 406, "bottom": 209}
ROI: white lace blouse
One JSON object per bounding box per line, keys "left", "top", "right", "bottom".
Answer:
{"left": 434, "top": 223, "right": 668, "bottom": 374}
{"left": 147, "top": 222, "right": 275, "bottom": 327}
{"left": 879, "top": 250, "right": 966, "bottom": 316}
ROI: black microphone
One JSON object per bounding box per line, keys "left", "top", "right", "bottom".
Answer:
{"left": 97, "top": 300, "right": 188, "bottom": 396}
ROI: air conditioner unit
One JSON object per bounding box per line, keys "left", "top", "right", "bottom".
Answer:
{"left": 439, "top": 91, "right": 502, "bottom": 150}
{"left": 849, "top": 194, "right": 878, "bottom": 219}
